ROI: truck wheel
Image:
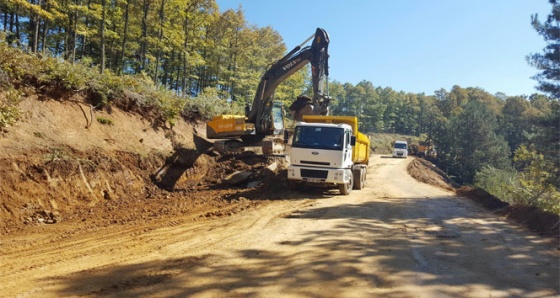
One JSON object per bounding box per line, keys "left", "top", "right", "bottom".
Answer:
{"left": 339, "top": 172, "right": 353, "bottom": 195}
{"left": 353, "top": 167, "right": 367, "bottom": 190}
{"left": 353, "top": 169, "right": 363, "bottom": 190}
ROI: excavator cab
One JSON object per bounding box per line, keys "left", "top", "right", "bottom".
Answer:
{"left": 271, "top": 101, "right": 285, "bottom": 135}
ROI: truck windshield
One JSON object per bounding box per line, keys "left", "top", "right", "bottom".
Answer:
{"left": 292, "top": 126, "right": 344, "bottom": 150}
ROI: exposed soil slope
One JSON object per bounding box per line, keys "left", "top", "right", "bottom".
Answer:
{"left": 0, "top": 95, "right": 289, "bottom": 235}
{"left": 1, "top": 95, "right": 558, "bottom": 240}
{"left": 2, "top": 154, "right": 558, "bottom": 297}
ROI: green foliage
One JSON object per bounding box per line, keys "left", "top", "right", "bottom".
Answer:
{"left": 0, "top": 43, "right": 40, "bottom": 80}
{"left": 527, "top": 1, "right": 560, "bottom": 98}
{"left": 437, "top": 100, "right": 510, "bottom": 183}
{"left": 154, "top": 88, "right": 185, "bottom": 127}
{"left": 33, "top": 131, "right": 46, "bottom": 138}
{"left": 475, "top": 166, "right": 521, "bottom": 203}
{"left": 96, "top": 116, "right": 114, "bottom": 126}
{"left": 475, "top": 145, "right": 560, "bottom": 215}
{"left": 0, "top": 43, "right": 198, "bottom": 126}
{"left": 183, "top": 87, "right": 244, "bottom": 120}
{"left": 0, "top": 70, "right": 21, "bottom": 129}
{"left": 499, "top": 96, "right": 535, "bottom": 153}
{"left": 38, "top": 58, "right": 91, "bottom": 91}
{"left": 0, "top": 88, "right": 22, "bottom": 129}
{"left": 513, "top": 145, "right": 560, "bottom": 214}
{"left": 531, "top": 100, "right": 560, "bottom": 184}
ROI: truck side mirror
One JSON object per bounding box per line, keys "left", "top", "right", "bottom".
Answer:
{"left": 350, "top": 136, "right": 356, "bottom": 146}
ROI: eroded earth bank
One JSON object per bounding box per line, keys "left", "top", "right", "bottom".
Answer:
{"left": 1, "top": 98, "right": 559, "bottom": 297}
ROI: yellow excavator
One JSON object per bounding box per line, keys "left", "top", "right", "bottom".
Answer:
{"left": 206, "top": 28, "right": 332, "bottom": 154}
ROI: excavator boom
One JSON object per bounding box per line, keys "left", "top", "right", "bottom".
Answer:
{"left": 206, "top": 28, "right": 332, "bottom": 154}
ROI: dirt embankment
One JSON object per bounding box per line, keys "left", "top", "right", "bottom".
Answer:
{"left": 1, "top": 94, "right": 558, "bottom": 241}
{"left": 0, "top": 95, "right": 291, "bottom": 235}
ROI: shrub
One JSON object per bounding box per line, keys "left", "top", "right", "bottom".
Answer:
{"left": 96, "top": 117, "right": 114, "bottom": 126}
{"left": 0, "top": 43, "right": 243, "bottom": 128}
{"left": 0, "top": 74, "right": 22, "bottom": 129}
{"left": 183, "top": 87, "right": 244, "bottom": 120}
{"left": 475, "top": 164, "right": 560, "bottom": 215}
{"left": 38, "top": 57, "right": 91, "bottom": 91}
{"left": 475, "top": 166, "right": 521, "bottom": 203}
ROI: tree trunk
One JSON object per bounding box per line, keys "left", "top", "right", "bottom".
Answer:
{"left": 119, "top": 0, "right": 131, "bottom": 74}
{"left": 80, "top": 0, "right": 92, "bottom": 59}
{"left": 109, "top": 19, "right": 118, "bottom": 71}
{"left": 15, "top": 13, "right": 20, "bottom": 47}
{"left": 100, "top": 0, "right": 106, "bottom": 73}
{"left": 71, "top": 0, "right": 80, "bottom": 63}
{"left": 2, "top": 11, "right": 7, "bottom": 31}
{"left": 41, "top": 21, "right": 48, "bottom": 53}
{"left": 41, "top": 0, "right": 50, "bottom": 54}
{"left": 181, "top": 54, "right": 186, "bottom": 96}
{"left": 9, "top": 11, "right": 14, "bottom": 32}
{"left": 64, "top": 14, "right": 70, "bottom": 59}
{"left": 154, "top": 0, "right": 165, "bottom": 83}
{"left": 55, "top": 26, "right": 61, "bottom": 54}
{"left": 28, "top": 0, "right": 36, "bottom": 52}
{"left": 33, "top": 0, "right": 42, "bottom": 53}
{"left": 174, "top": 51, "right": 181, "bottom": 94}
{"left": 139, "top": 0, "right": 150, "bottom": 72}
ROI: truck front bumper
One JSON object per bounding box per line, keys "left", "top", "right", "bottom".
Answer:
{"left": 287, "top": 165, "right": 351, "bottom": 185}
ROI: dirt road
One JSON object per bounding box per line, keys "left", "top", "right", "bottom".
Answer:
{"left": 1, "top": 155, "right": 558, "bottom": 297}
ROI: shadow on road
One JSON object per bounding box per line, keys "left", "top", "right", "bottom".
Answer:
{"left": 48, "top": 196, "right": 559, "bottom": 297}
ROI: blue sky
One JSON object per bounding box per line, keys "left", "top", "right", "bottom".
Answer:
{"left": 216, "top": 0, "right": 552, "bottom": 97}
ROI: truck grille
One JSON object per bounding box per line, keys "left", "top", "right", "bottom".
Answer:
{"left": 301, "top": 169, "right": 328, "bottom": 179}
{"left": 301, "top": 160, "right": 330, "bottom": 166}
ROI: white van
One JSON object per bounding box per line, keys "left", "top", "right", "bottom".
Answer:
{"left": 392, "top": 140, "right": 408, "bottom": 158}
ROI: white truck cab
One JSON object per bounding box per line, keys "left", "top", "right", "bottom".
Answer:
{"left": 288, "top": 123, "right": 354, "bottom": 187}
{"left": 392, "top": 140, "right": 408, "bottom": 158}
{"left": 287, "top": 116, "right": 370, "bottom": 195}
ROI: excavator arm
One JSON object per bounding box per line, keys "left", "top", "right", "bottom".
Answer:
{"left": 247, "top": 28, "right": 331, "bottom": 136}
{"left": 206, "top": 28, "right": 332, "bottom": 154}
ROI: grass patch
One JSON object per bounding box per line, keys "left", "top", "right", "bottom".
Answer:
{"left": 33, "top": 132, "right": 46, "bottom": 138}
{"left": 96, "top": 117, "right": 114, "bottom": 126}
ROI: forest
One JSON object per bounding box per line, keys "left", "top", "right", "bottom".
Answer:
{"left": 0, "top": 0, "right": 558, "bottom": 214}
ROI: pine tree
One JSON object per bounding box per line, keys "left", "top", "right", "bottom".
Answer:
{"left": 527, "top": 0, "right": 560, "bottom": 98}
{"left": 446, "top": 101, "right": 511, "bottom": 183}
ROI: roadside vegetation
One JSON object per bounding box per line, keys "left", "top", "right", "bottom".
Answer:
{"left": 0, "top": 1, "right": 558, "bottom": 214}
{"left": 0, "top": 39, "right": 243, "bottom": 129}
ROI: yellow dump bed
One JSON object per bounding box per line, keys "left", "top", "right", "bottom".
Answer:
{"left": 302, "top": 115, "right": 370, "bottom": 165}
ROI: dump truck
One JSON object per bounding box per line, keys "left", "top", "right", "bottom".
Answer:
{"left": 287, "top": 115, "right": 370, "bottom": 195}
